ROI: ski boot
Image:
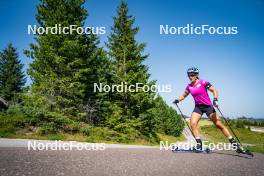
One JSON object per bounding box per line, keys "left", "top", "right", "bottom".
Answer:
{"left": 192, "top": 139, "right": 203, "bottom": 153}
{"left": 229, "top": 138, "right": 244, "bottom": 153}
{"left": 229, "top": 138, "right": 253, "bottom": 157}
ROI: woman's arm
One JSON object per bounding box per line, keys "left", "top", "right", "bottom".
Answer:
{"left": 173, "top": 90, "right": 189, "bottom": 104}
{"left": 208, "top": 86, "right": 218, "bottom": 99}
{"left": 178, "top": 91, "right": 189, "bottom": 102}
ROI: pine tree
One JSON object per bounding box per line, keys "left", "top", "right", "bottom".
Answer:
{"left": 107, "top": 0, "right": 156, "bottom": 135}
{"left": 0, "top": 44, "right": 26, "bottom": 101}
{"left": 25, "top": 0, "right": 110, "bottom": 121}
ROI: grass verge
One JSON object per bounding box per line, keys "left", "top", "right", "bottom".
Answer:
{"left": 0, "top": 126, "right": 185, "bottom": 146}
{"left": 200, "top": 125, "right": 264, "bottom": 153}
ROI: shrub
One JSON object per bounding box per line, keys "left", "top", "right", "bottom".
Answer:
{"left": 153, "top": 96, "right": 184, "bottom": 136}
{"left": 38, "top": 122, "right": 58, "bottom": 135}
{"left": 0, "top": 105, "right": 28, "bottom": 129}
{"left": 80, "top": 125, "right": 93, "bottom": 136}
{"left": 81, "top": 125, "right": 120, "bottom": 142}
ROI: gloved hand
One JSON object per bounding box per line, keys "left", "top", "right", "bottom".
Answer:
{"left": 173, "top": 99, "right": 180, "bottom": 104}
{"left": 213, "top": 98, "right": 219, "bottom": 107}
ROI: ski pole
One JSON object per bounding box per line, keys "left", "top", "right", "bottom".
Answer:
{"left": 175, "top": 103, "right": 196, "bottom": 140}
{"left": 216, "top": 106, "right": 243, "bottom": 147}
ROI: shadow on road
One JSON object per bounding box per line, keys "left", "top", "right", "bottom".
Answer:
{"left": 211, "top": 151, "right": 254, "bottom": 159}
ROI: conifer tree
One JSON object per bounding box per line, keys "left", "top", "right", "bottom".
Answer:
{"left": 26, "top": 0, "right": 110, "bottom": 121}
{"left": 107, "top": 0, "right": 156, "bottom": 135}
{"left": 0, "top": 44, "right": 26, "bottom": 101}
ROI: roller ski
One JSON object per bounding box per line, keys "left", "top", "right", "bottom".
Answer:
{"left": 172, "top": 146, "right": 211, "bottom": 154}
{"left": 172, "top": 141, "right": 211, "bottom": 154}
{"left": 229, "top": 137, "right": 254, "bottom": 157}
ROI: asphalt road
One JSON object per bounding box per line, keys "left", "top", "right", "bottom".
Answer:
{"left": 0, "top": 147, "right": 264, "bottom": 176}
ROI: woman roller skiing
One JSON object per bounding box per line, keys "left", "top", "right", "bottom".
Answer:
{"left": 173, "top": 67, "right": 244, "bottom": 153}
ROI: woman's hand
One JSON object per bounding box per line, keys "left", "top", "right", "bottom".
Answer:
{"left": 173, "top": 99, "right": 180, "bottom": 104}
{"left": 213, "top": 98, "right": 219, "bottom": 107}
{"left": 208, "top": 86, "right": 219, "bottom": 107}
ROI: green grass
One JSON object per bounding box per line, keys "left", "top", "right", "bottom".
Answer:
{"left": 0, "top": 131, "right": 185, "bottom": 146}
{"left": 0, "top": 125, "right": 15, "bottom": 137}
{"left": 198, "top": 119, "right": 214, "bottom": 126}
{"left": 0, "top": 123, "right": 186, "bottom": 146}
{"left": 157, "top": 133, "right": 185, "bottom": 144}
{"left": 200, "top": 125, "right": 264, "bottom": 153}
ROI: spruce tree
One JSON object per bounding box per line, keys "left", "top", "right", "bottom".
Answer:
{"left": 26, "top": 0, "right": 110, "bottom": 121}
{"left": 0, "top": 44, "right": 26, "bottom": 101}
{"left": 107, "top": 0, "right": 156, "bottom": 135}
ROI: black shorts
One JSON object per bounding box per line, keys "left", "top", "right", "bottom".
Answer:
{"left": 193, "top": 104, "right": 216, "bottom": 117}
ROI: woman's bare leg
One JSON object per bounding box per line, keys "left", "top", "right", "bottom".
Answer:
{"left": 190, "top": 112, "right": 202, "bottom": 137}
{"left": 209, "top": 112, "right": 245, "bottom": 152}
{"left": 209, "top": 112, "right": 231, "bottom": 138}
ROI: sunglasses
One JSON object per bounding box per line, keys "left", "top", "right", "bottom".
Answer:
{"left": 188, "top": 74, "right": 196, "bottom": 77}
